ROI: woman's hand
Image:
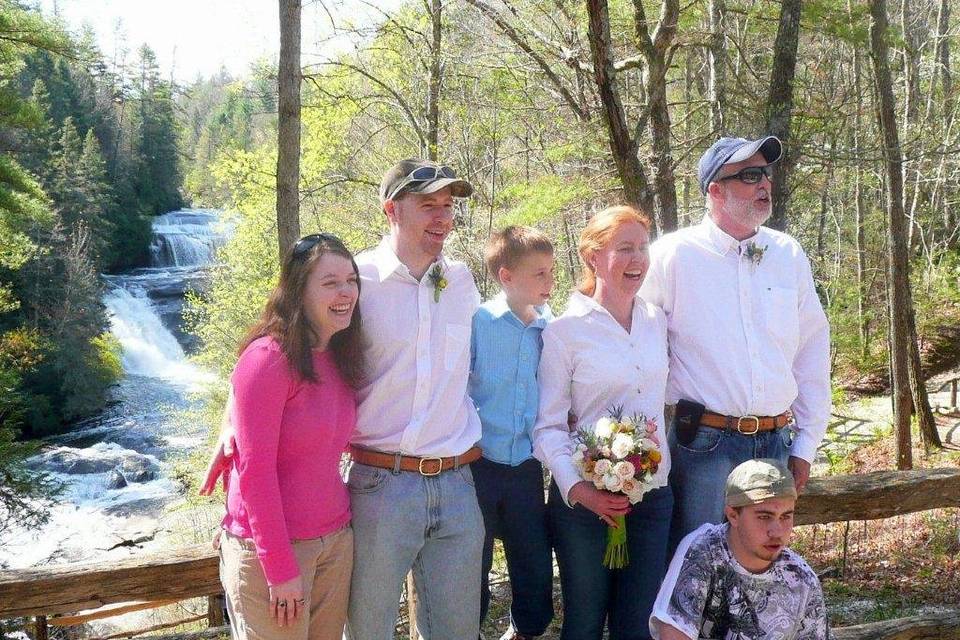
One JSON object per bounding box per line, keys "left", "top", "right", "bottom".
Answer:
{"left": 268, "top": 576, "right": 304, "bottom": 626}
{"left": 199, "top": 392, "right": 238, "bottom": 496}
{"left": 568, "top": 481, "right": 631, "bottom": 527}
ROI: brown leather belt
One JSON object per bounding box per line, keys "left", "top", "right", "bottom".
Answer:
{"left": 700, "top": 411, "right": 790, "bottom": 434}
{"left": 349, "top": 445, "right": 482, "bottom": 476}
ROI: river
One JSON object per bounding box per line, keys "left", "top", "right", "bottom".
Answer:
{"left": 0, "top": 209, "right": 227, "bottom": 570}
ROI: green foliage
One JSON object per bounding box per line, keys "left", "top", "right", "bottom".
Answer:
{"left": 498, "top": 175, "right": 593, "bottom": 227}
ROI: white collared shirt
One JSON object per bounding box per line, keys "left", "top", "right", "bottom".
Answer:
{"left": 353, "top": 239, "right": 482, "bottom": 456}
{"left": 638, "top": 215, "right": 831, "bottom": 463}
{"left": 533, "top": 291, "right": 671, "bottom": 505}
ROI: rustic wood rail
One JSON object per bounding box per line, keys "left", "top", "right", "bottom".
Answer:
{"left": 1, "top": 468, "right": 958, "bottom": 635}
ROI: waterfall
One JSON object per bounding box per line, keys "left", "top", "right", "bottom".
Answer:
{"left": 148, "top": 209, "right": 226, "bottom": 267}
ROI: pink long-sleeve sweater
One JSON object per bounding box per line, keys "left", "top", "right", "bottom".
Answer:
{"left": 222, "top": 336, "right": 356, "bottom": 585}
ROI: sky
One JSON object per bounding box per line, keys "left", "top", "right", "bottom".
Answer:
{"left": 34, "top": 0, "right": 401, "bottom": 82}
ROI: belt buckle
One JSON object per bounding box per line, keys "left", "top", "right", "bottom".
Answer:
{"left": 737, "top": 416, "right": 760, "bottom": 435}
{"left": 418, "top": 456, "right": 444, "bottom": 476}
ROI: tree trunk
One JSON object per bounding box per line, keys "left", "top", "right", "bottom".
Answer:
{"left": 584, "top": 0, "right": 655, "bottom": 218}
{"left": 849, "top": 0, "right": 871, "bottom": 359}
{"left": 645, "top": 56, "right": 679, "bottom": 233}
{"left": 868, "top": 0, "right": 913, "bottom": 469}
{"left": 426, "top": 0, "right": 442, "bottom": 160}
{"left": 637, "top": 0, "right": 680, "bottom": 233}
{"left": 707, "top": 0, "right": 726, "bottom": 133}
{"left": 276, "top": 0, "right": 302, "bottom": 258}
{"left": 764, "top": 0, "right": 802, "bottom": 232}
{"left": 936, "top": 0, "right": 953, "bottom": 123}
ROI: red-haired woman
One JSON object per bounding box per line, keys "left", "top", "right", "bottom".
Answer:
{"left": 533, "top": 207, "right": 673, "bottom": 639}
{"left": 217, "top": 233, "right": 365, "bottom": 640}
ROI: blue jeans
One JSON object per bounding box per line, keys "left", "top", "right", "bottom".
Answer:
{"left": 548, "top": 482, "right": 673, "bottom": 640}
{"left": 474, "top": 457, "right": 553, "bottom": 635}
{"left": 345, "top": 462, "right": 484, "bottom": 640}
{"left": 667, "top": 421, "right": 791, "bottom": 554}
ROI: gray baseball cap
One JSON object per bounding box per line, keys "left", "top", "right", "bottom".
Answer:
{"left": 379, "top": 158, "right": 473, "bottom": 204}
{"left": 725, "top": 458, "right": 798, "bottom": 508}
{"left": 698, "top": 136, "right": 783, "bottom": 195}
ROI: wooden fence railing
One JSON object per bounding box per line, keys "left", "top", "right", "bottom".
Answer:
{"left": 2, "top": 468, "right": 959, "bottom": 637}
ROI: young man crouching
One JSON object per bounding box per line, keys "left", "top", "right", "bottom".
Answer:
{"left": 650, "top": 459, "right": 829, "bottom": 640}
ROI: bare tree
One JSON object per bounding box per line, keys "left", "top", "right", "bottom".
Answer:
{"left": 277, "top": 0, "right": 302, "bottom": 257}
{"left": 764, "top": 0, "right": 802, "bottom": 231}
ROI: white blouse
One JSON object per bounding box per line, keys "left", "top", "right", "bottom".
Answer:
{"left": 533, "top": 291, "right": 671, "bottom": 506}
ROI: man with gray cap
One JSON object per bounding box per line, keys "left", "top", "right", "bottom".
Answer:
{"left": 639, "top": 135, "right": 830, "bottom": 552}
{"left": 649, "top": 459, "right": 829, "bottom": 639}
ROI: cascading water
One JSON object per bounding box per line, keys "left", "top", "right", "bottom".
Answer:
{"left": 0, "top": 209, "right": 226, "bottom": 571}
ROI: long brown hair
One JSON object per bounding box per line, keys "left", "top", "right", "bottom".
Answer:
{"left": 577, "top": 206, "right": 651, "bottom": 296}
{"left": 239, "top": 234, "right": 366, "bottom": 388}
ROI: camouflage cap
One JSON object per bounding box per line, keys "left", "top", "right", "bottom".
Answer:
{"left": 725, "top": 458, "right": 798, "bottom": 508}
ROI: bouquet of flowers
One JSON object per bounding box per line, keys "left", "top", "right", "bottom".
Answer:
{"left": 571, "top": 405, "right": 663, "bottom": 569}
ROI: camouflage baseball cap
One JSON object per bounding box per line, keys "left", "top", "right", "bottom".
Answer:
{"left": 379, "top": 158, "right": 473, "bottom": 204}
{"left": 725, "top": 458, "right": 798, "bottom": 507}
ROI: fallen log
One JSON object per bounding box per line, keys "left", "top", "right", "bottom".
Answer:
{"left": 795, "top": 467, "right": 960, "bottom": 525}
{"left": 2, "top": 469, "right": 959, "bottom": 620}
{"left": 0, "top": 544, "right": 219, "bottom": 619}
{"left": 833, "top": 611, "right": 960, "bottom": 639}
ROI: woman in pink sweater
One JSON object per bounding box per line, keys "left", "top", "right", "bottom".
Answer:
{"left": 218, "top": 233, "right": 364, "bottom": 640}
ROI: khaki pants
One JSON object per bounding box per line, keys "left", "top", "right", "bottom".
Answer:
{"left": 220, "top": 527, "right": 353, "bottom": 640}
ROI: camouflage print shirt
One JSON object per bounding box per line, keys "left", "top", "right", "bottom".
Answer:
{"left": 650, "top": 524, "right": 829, "bottom": 640}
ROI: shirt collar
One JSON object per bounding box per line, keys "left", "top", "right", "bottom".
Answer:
{"left": 488, "top": 291, "right": 551, "bottom": 329}
{"left": 565, "top": 291, "right": 606, "bottom": 318}
{"left": 700, "top": 214, "right": 767, "bottom": 256}
{"left": 370, "top": 237, "right": 448, "bottom": 282}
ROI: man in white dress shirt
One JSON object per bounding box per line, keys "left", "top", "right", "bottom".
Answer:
{"left": 638, "top": 136, "right": 831, "bottom": 552}
{"left": 344, "top": 158, "right": 486, "bottom": 640}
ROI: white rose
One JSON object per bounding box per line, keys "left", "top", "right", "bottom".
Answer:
{"left": 594, "top": 459, "right": 613, "bottom": 475}
{"left": 603, "top": 473, "right": 623, "bottom": 492}
{"left": 621, "top": 477, "right": 638, "bottom": 493}
{"left": 611, "top": 433, "right": 634, "bottom": 459}
{"left": 572, "top": 448, "right": 584, "bottom": 465}
{"left": 614, "top": 460, "right": 635, "bottom": 478}
{"left": 592, "top": 474, "right": 606, "bottom": 489}
{"left": 640, "top": 437, "right": 657, "bottom": 451}
{"left": 594, "top": 417, "right": 614, "bottom": 439}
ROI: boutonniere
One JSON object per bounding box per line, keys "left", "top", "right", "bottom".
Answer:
{"left": 743, "top": 241, "right": 768, "bottom": 270}
{"left": 428, "top": 263, "right": 447, "bottom": 302}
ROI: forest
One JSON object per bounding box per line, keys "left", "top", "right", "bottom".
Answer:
{"left": 0, "top": 0, "right": 957, "bottom": 629}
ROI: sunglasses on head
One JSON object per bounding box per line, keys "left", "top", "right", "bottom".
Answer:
{"left": 387, "top": 165, "right": 456, "bottom": 201}
{"left": 715, "top": 165, "right": 774, "bottom": 186}
{"left": 292, "top": 232, "right": 344, "bottom": 257}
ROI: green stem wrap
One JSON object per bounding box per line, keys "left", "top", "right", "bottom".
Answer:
{"left": 603, "top": 514, "right": 629, "bottom": 569}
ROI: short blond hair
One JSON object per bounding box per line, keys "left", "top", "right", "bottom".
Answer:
{"left": 577, "top": 206, "right": 651, "bottom": 296}
{"left": 484, "top": 226, "right": 554, "bottom": 284}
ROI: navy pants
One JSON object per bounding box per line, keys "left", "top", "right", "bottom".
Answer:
{"left": 474, "top": 457, "right": 554, "bottom": 636}
{"left": 548, "top": 481, "right": 673, "bottom": 640}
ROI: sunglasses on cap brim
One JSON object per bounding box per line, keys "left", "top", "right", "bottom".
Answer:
{"left": 387, "top": 165, "right": 457, "bottom": 201}
{"left": 292, "top": 232, "right": 346, "bottom": 257}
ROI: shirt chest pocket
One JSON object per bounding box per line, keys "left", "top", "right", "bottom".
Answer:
{"left": 762, "top": 286, "right": 800, "bottom": 352}
{"left": 444, "top": 324, "right": 471, "bottom": 371}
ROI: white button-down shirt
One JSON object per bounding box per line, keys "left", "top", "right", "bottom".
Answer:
{"left": 353, "top": 239, "right": 481, "bottom": 456}
{"left": 533, "top": 291, "right": 671, "bottom": 505}
{"left": 639, "top": 215, "right": 831, "bottom": 463}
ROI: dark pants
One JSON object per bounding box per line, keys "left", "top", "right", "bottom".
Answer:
{"left": 667, "top": 421, "right": 792, "bottom": 556}
{"left": 475, "top": 457, "right": 554, "bottom": 636}
{"left": 548, "top": 481, "right": 673, "bottom": 640}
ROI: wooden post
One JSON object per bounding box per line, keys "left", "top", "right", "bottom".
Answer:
{"left": 207, "top": 595, "right": 225, "bottom": 628}
{"left": 950, "top": 379, "right": 957, "bottom": 408}
{"left": 34, "top": 616, "right": 47, "bottom": 640}
{"left": 406, "top": 573, "right": 418, "bottom": 639}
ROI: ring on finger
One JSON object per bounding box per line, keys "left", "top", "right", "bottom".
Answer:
{"left": 295, "top": 598, "right": 306, "bottom": 605}
{"left": 278, "top": 600, "right": 287, "bottom": 608}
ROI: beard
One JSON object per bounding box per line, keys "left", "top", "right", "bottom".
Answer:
{"left": 724, "top": 190, "right": 772, "bottom": 230}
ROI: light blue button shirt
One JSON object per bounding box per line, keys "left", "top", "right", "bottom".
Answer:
{"left": 469, "top": 293, "right": 552, "bottom": 466}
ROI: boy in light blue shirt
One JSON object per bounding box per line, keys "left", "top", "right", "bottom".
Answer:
{"left": 470, "top": 226, "right": 555, "bottom": 640}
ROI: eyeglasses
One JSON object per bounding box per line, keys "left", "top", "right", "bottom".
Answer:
{"left": 292, "top": 232, "right": 344, "bottom": 257}
{"left": 716, "top": 165, "right": 774, "bottom": 186}
{"left": 387, "top": 165, "right": 456, "bottom": 201}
